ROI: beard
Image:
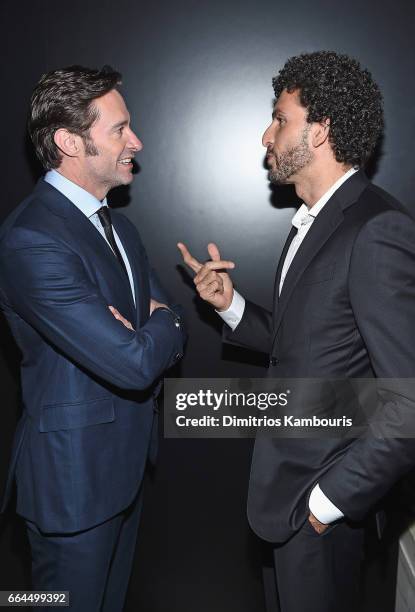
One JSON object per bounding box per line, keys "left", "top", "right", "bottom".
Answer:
{"left": 268, "top": 125, "right": 313, "bottom": 184}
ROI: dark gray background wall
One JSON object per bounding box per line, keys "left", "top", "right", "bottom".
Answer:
{"left": 0, "top": 1, "right": 414, "bottom": 610}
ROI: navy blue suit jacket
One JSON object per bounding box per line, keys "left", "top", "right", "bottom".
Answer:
{"left": 0, "top": 179, "right": 185, "bottom": 533}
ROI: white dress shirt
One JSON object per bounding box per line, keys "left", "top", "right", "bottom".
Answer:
{"left": 218, "top": 167, "right": 358, "bottom": 523}
{"left": 44, "top": 169, "right": 136, "bottom": 305}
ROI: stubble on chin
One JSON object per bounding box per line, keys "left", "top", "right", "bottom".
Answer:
{"left": 269, "top": 127, "right": 313, "bottom": 184}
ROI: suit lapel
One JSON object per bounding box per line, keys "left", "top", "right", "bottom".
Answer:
{"left": 111, "top": 214, "right": 148, "bottom": 327}
{"left": 37, "top": 181, "right": 138, "bottom": 324}
{"left": 273, "top": 200, "right": 344, "bottom": 333}
{"left": 70, "top": 205, "right": 137, "bottom": 320}
{"left": 272, "top": 226, "right": 297, "bottom": 321}
{"left": 272, "top": 170, "right": 370, "bottom": 341}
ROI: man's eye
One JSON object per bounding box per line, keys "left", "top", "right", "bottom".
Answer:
{"left": 117, "top": 127, "right": 124, "bottom": 134}
{"left": 276, "top": 117, "right": 286, "bottom": 125}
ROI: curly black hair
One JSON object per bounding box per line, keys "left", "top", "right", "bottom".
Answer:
{"left": 272, "top": 51, "right": 384, "bottom": 167}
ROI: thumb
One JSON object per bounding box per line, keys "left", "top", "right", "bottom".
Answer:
{"left": 207, "top": 242, "right": 221, "bottom": 262}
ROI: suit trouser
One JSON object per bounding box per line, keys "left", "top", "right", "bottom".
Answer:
{"left": 273, "top": 518, "right": 365, "bottom": 612}
{"left": 25, "top": 489, "right": 143, "bottom": 612}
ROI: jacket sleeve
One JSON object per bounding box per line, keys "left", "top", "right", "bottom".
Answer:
{"left": 222, "top": 299, "right": 273, "bottom": 355}
{"left": 319, "top": 209, "right": 415, "bottom": 521}
{"left": 148, "top": 259, "right": 185, "bottom": 320}
{"left": 0, "top": 228, "right": 185, "bottom": 391}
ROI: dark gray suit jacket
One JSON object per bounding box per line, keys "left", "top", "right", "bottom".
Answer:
{"left": 225, "top": 170, "right": 415, "bottom": 543}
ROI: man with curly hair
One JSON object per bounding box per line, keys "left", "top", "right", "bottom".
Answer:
{"left": 179, "top": 51, "right": 415, "bottom": 611}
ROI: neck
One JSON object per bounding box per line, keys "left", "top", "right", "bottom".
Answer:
{"left": 294, "top": 163, "right": 353, "bottom": 209}
{"left": 54, "top": 166, "right": 108, "bottom": 201}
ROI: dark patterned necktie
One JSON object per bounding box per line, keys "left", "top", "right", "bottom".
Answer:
{"left": 97, "top": 206, "right": 129, "bottom": 279}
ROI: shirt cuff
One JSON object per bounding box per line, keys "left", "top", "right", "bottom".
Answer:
{"left": 308, "top": 483, "right": 344, "bottom": 524}
{"left": 216, "top": 290, "right": 245, "bottom": 331}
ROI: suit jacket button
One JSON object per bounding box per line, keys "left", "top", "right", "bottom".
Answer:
{"left": 174, "top": 353, "right": 182, "bottom": 362}
{"left": 269, "top": 357, "right": 278, "bottom": 367}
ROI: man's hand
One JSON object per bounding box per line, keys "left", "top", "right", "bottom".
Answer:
{"left": 308, "top": 512, "right": 329, "bottom": 534}
{"left": 177, "top": 242, "right": 235, "bottom": 311}
{"left": 108, "top": 305, "right": 134, "bottom": 331}
{"left": 150, "top": 298, "right": 168, "bottom": 315}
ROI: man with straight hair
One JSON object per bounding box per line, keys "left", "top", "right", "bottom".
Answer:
{"left": 179, "top": 51, "right": 415, "bottom": 611}
{"left": 0, "top": 65, "right": 185, "bottom": 611}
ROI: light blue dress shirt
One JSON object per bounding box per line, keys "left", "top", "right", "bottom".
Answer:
{"left": 44, "top": 170, "right": 136, "bottom": 305}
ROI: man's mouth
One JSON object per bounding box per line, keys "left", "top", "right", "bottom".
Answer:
{"left": 118, "top": 157, "right": 133, "bottom": 166}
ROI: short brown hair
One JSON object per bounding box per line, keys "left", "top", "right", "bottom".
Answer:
{"left": 28, "top": 65, "right": 122, "bottom": 169}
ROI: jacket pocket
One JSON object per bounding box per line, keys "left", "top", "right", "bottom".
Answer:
{"left": 39, "top": 396, "right": 115, "bottom": 432}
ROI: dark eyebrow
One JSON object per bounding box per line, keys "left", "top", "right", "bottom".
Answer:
{"left": 111, "top": 119, "right": 129, "bottom": 130}
{"left": 272, "top": 109, "right": 287, "bottom": 120}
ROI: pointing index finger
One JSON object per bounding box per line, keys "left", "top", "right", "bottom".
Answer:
{"left": 207, "top": 242, "right": 221, "bottom": 261}
{"left": 194, "top": 259, "right": 235, "bottom": 283}
{"left": 177, "top": 242, "right": 203, "bottom": 273}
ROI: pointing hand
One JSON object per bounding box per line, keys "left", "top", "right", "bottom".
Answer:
{"left": 177, "top": 242, "right": 235, "bottom": 311}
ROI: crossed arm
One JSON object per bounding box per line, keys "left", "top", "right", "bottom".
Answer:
{"left": 0, "top": 230, "right": 185, "bottom": 391}
{"left": 109, "top": 297, "right": 167, "bottom": 331}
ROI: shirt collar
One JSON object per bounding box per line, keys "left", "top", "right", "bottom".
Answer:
{"left": 44, "top": 169, "right": 108, "bottom": 218}
{"left": 291, "top": 167, "right": 358, "bottom": 230}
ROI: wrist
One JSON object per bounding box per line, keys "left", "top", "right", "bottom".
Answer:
{"left": 216, "top": 290, "right": 234, "bottom": 313}
{"left": 308, "top": 512, "right": 328, "bottom": 534}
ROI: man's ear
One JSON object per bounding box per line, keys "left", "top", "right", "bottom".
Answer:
{"left": 311, "top": 119, "right": 330, "bottom": 148}
{"left": 53, "top": 128, "right": 82, "bottom": 158}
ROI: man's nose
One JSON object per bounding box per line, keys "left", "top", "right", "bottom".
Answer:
{"left": 129, "top": 130, "right": 143, "bottom": 151}
{"left": 262, "top": 123, "right": 274, "bottom": 148}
